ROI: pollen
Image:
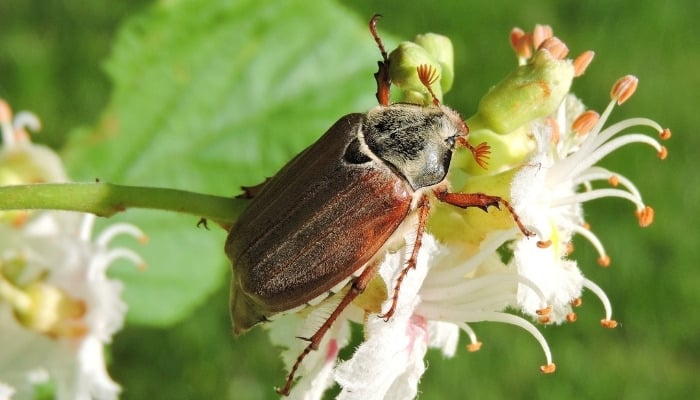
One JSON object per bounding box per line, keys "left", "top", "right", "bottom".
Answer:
{"left": 573, "top": 50, "right": 595, "bottom": 77}
{"left": 597, "top": 255, "right": 611, "bottom": 268}
{"left": 636, "top": 206, "right": 654, "bottom": 227}
{"left": 466, "top": 341, "right": 483, "bottom": 352}
{"left": 572, "top": 110, "right": 600, "bottom": 135}
{"left": 610, "top": 75, "right": 639, "bottom": 105}
{"left": 601, "top": 319, "right": 618, "bottom": 329}
{"left": 540, "top": 363, "right": 556, "bottom": 374}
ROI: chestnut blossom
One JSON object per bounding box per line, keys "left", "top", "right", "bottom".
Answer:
{"left": 0, "top": 100, "right": 146, "bottom": 399}
{"left": 262, "top": 25, "right": 670, "bottom": 399}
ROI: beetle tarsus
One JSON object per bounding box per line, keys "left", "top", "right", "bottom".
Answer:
{"left": 369, "top": 14, "right": 391, "bottom": 106}
{"left": 379, "top": 195, "right": 431, "bottom": 321}
{"left": 433, "top": 189, "right": 534, "bottom": 237}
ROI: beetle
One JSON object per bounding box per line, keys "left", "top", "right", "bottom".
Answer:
{"left": 225, "top": 15, "right": 533, "bottom": 396}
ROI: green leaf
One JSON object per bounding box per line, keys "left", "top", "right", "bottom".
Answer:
{"left": 63, "top": 0, "right": 382, "bottom": 325}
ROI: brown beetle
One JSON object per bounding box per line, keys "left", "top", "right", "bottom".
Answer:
{"left": 225, "top": 15, "right": 532, "bottom": 396}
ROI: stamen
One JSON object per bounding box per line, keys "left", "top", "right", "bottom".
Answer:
{"left": 532, "top": 24, "right": 553, "bottom": 49}
{"left": 658, "top": 146, "right": 668, "bottom": 160}
{"left": 610, "top": 75, "right": 638, "bottom": 105}
{"left": 574, "top": 167, "right": 645, "bottom": 207}
{"left": 541, "top": 363, "right": 557, "bottom": 374}
{"left": 582, "top": 278, "right": 615, "bottom": 326}
{"left": 566, "top": 312, "right": 577, "bottom": 323}
{"left": 554, "top": 188, "right": 646, "bottom": 215}
{"left": 538, "top": 37, "right": 569, "bottom": 59}
{"left": 443, "top": 310, "right": 554, "bottom": 369}
{"left": 597, "top": 255, "right": 611, "bottom": 268}
{"left": 96, "top": 223, "right": 148, "bottom": 247}
{"left": 573, "top": 50, "right": 595, "bottom": 77}
{"left": 91, "top": 248, "right": 147, "bottom": 276}
{"left": 572, "top": 111, "right": 600, "bottom": 135}
{"left": 636, "top": 206, "right": 654, "bottom": 227}
{"left": 659, "top": 128, "right": 671, "bottom": 140}
{"left": 457, "top": 322, "right": 482, "bottom": 351}
{"left": 13, "top": 111, "right": 42, "bottom": 134}
{"left": 563, "top": 223, "right": 609, "bottom": 266}
{"left": 537, "top": 240, "right": 552, "bottom": 248}
{"left": 510, "top": 28, "right": 532, "bottom": 62}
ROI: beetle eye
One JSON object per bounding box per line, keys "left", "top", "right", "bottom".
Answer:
{"left": 445, "top": 135, "right": 456, "bottom": 148}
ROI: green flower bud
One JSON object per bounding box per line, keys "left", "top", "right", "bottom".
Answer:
{"left": 389, "top": 42, "right": 443, "bottom": 105}
{"left": 413, "top": 33, "right": 454, "bottom": 92}
{"left": 470, "top": 49, "right": 575, "bottom": 134}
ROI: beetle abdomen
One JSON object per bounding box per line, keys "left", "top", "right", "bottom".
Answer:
{"left": 226, "top": 114, "right": 413, "bottom": 332}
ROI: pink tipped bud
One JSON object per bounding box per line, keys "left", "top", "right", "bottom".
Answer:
{"left": 533, "top": 24, "right": 553, "bottom": 49}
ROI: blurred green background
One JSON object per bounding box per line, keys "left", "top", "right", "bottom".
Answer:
{"left": 1, "top": 0, "right": 698, "bottom": 399}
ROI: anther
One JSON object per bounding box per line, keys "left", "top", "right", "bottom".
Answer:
{"left": 532, "top": 24, "right": 553, "bottom": 49}
{"left": 658, "top": 146, "right": 668, "bottom": 160}
{"left": 565, "top": 242, "right": 575, "bottom": 255}
{"left": 538, "top": 37, "right": 568, "bottom": 59}
{"left": 566, "top": 313, "right": 577, "bottom": 323}
{"left": 536, "top": 240, "right": 552, "bottom": 248}
{"left": 573, "top": 50, "right": 595, "bottom": 77}
{"left": 546, "top": 117, "right": 561, "bottom": 144}
{"left": 510, "top": 28, "right": 532, "bottom": 59}
{"left": 536, "top": 306, "right": 552, "bottom": 316}
{"left": 466, "top": 341, "right": 483, "bottom": 352}
{"left": 601, "top": 319, "right": 618, "bottom": 329}
{"left": 597, "top": 255, "right": 611, "bottom": 268}
{"left": 659, "top": 128, "right": 672, "bottom": 140}
{"left": 572, "top": 110, "right": 600, "bottom": 136}
{"left": 538, "top": 315, "right": 552, "bottom": 324}
{"left": 611, "top": 75, "right": 638, "bottom": 105}
{"left": 607, "top": 175, "right": 620, "bottom": 186}
{"left": 570, "top": 298, "right": 583, "bottom": 307}
{"left": 636, "top": 206, "right": 654, "bottom": 227}
{"left": 540, "top": 363, "right": 556, "bottom": 374}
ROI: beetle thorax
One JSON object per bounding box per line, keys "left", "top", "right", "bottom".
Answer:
{"left": 361, "top": 103, "right": 463, "bottom": 190}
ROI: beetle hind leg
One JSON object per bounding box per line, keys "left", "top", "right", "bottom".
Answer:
{"left": 379, "top": 195, "right": 431, "bottom": 321}
{"left": 276, "top": 259, "right": 382, "bottom": 396}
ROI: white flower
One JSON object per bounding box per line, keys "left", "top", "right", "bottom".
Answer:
{"left": 262, "top": 26, "right": 670, "bottom": 399}
{"left": 511, "top": 75, "right": 668, "bottom": 326}
{"left": 0, "top": 99, "right": 147, "bottom": 399}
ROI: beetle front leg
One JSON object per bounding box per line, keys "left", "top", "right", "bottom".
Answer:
{"left": 433, "top": 188, "right": 534, "bottom": 237}
{"left": 277, "top": 259, "right": 383, "bottom": 396}
{"left": 379, "top": 194, "right": 430, "bottom": 321}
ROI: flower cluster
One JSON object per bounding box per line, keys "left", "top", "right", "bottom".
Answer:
{"left": 0, "top": 100, "right": 146, "bottom": 400}
{"left": 269, "top": 25, "right": 670, "bottom": 399}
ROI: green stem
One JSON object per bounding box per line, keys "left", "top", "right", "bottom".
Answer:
{"left": 0, "top": 182, "right": 247, "bottom": 226}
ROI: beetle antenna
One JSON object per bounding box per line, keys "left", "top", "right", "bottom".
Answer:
{"left": 370, "top": 14, "right": 391, "bottom": 106}
{"left": 456, "top": 136, "right": 491, "bottom": 169}
{"left": 417, "top": 64, "right": 441, "bottom": 106}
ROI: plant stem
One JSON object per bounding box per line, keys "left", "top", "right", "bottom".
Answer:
{"left": 0, "top": 182, "right": 247, "bottom": 226}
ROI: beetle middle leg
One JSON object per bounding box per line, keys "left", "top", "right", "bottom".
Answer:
{"left": 277, "top": 259, "right": 383, "bottom": 396}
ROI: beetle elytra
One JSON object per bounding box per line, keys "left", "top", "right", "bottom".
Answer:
{"left": 225, "top": 15, "right": 533, "bottom": 396}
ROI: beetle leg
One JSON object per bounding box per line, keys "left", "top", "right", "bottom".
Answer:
{"left": 433, "top": 188, "right": 535, "bottom": 237}
{"left": 379, "top": 194, "right": 431, "bottom": 321}
{"left": 277, "top": 259, "right": 383, "bottom": 396}
{"left": 369, "top": 14, "right": 391, "bottom": 106}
